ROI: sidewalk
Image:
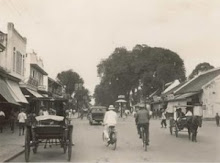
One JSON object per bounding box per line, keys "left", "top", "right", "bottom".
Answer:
{"left": 0, "top": 126, "right": 25, "bottom": 162}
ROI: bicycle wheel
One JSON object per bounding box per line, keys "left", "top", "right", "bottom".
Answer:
{"left": 111, "top": 132, "right": 117, "bottom": 150}
{"left": 142, "top": 131, "right": 147, "bottom": 151}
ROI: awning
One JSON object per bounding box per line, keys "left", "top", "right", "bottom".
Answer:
{"left": 6, "top": 80, "right": 28, "bottom": 104}
{"left": 0, "top": 77, "right": 20, "bottom": 105}
{"left": 174, "top": 92, "right": 199, "bottom": 100}
{"left": 26, "top": 88, "right": 43, "bottom": 98}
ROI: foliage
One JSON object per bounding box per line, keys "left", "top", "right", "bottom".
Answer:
{"left": 94, "top": 44, "right": 186, "bottom": 106}
{"left": 188, "top": 62, "right": 214, "bottom": 79}
{"left": 56, "top": 69, "right": 83, "bottom": 95}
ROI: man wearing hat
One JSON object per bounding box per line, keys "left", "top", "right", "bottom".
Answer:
{"left": 103, "top": 105, "right": 117, "bottom": 143}
{"left": 135, "top": 103, "right": 150, "bottom": 144}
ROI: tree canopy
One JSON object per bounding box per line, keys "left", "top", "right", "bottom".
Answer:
{"left": 188, "top": 62, "right": 214, "bottom": 79}
{"left": 94, "top": 44, "right": 186, "bottom": 106}
{"left": 57, "top": 69, "right": 83, "bottom": 95}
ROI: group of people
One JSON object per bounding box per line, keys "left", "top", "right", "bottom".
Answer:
{"left": 103, "top": 103, "right": 151, "bottom": 145}
{"left": 0, "top": 108, "right": 27, "bottom": 136}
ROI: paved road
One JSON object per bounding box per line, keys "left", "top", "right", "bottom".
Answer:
{"left": 12, "top": 116, "right": 220, "bottom": 162}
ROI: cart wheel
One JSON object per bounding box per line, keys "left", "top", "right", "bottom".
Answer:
{"left": 68, "top": 126, "right": 73, "bottom": 161}
{"left": 25, "top": 128, "right": 31, "bottom": 162}
{"left": 175, "top": 124, "right": 178, "bottom": 137}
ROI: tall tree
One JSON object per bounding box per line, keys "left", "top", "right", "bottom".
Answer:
{"left": 94, "top": 44, "right": 186, "bottom": 105}
{"left": 188, "top": 62, "right": 214, "bottom": 79}
{"left": 56, "top": 69, "right": 83, "bottom": 96}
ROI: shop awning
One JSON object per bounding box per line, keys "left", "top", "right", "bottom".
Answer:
{"left": 0, "top": 77, "right": 20, "bottom": 105}
{"left": 26, "top": 88, "right": 43, "bottom": 98}
{"left": 174, "top": 92, "right": 199, "bottom": 100}
{"left": 6, "top": 80, "right": 28, "bottom": 104}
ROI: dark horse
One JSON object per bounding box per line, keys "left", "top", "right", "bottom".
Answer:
{"left": 186, "top": 116, "right": 202, "bottom": 142}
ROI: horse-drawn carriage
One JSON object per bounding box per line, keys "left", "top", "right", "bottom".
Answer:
{"left": 168, "top": 104, "right": 203, "bottom": 142}
{"left": 25, "top": 97, "right": 73, "bottom": 162}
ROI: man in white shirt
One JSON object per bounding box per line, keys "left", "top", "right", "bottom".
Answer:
{"left": 103, "top": 105, "right": 117, "bottom": 143}
{"left": 18, "top": 109, "right": 27, "bottom": 136}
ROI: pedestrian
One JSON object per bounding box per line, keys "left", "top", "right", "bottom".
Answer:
{"left": 0, "top": 109, "right": 5, "bottom": 133}
{"left": 17, "top": 108, "right": 27, "bottom": 136}
{"left": 161, "top": 110, "right": 167, "bottom": 128}
{"left": 9, "top": 109, "right": 17, "bottom": 133}
{"left": 215, "top": 113, "right": 220, "bottom": 127}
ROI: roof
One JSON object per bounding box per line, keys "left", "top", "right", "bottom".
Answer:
{"left": 162, "top": 82, "right": 186, "bottom": 97}
{"left": 175, "top": 67, "right": 220, "bottom": 94}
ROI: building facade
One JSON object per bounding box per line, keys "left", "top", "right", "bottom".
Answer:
{"left": 201, "top": 76, "right": 220, "bottom": 118}
{"left": 20, "top": 51, "right": 48, "bottom": 100}
{"left": 0, "top": 23, "right": 28, "bottom": 118}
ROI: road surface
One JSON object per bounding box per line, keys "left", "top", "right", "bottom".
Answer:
{"left": 11, "top": 116, "right": 220, "bottom": 162}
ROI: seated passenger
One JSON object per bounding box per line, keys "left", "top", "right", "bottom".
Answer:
{"left": 49, "top": 108, "right": 56, "bottom": 115}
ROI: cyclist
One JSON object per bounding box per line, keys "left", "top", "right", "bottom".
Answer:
{"left": 135, "top": 103, "right": 150, "bottom": 145}
{"left": 103, "top": 105, "right": 117, "bottom": 143}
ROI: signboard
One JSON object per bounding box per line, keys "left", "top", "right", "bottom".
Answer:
{"left": 118, "top": 95, "right": 125, "bottom": 99}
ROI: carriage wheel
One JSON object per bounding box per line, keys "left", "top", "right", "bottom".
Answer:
{"left": 25, "top": 128, "right": 31, "bottom": 162}
{"left": 175, "top": 124, "right": 178, "bottom": 137}
{"left": 67, "top": 126, "right": 73, "bottom": 161}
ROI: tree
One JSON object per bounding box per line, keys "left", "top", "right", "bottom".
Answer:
{"left": 94, "top": 44, "right": 186, "bottom": 106}
{"left": 188, "top": 62, "right": 214, "bottom": 79}
{"left": 56, "top": 69, "right": 83, "bottom": 96}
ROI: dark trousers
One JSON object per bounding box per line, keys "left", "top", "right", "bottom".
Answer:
{"left": 19, "top": 123, "right": 25, "bottom": 135}
{"left": 10, "top": 119, "right": 15, "bottom": 132}
{"left": 0, "top": 123, "right": 3, "bottom": 133}
{"left": 161, "top": 119, "right": 167, "bottom": 127}
{"left": 216, "top": 119, "right": 219, "bottom": 126}
{"left": 137, "top": 123, "right": 149, "bottom": 143}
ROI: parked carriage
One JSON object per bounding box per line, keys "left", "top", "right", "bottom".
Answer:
{"left": 168, "top": 104, "right": 203, "bottom": 141}
{"left": 24, "top": 97, "right": 73, "bottom": 162}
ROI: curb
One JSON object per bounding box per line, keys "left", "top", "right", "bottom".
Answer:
{"left": 3, "top": 149, "right": 25, "bottom": 162}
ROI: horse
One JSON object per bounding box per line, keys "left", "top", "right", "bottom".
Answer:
{"left": 186, "top": 116, "right": 202, "bottom": 142}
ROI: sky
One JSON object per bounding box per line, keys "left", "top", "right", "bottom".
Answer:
{"left": 0, "top": 0, "right": 220, "bottom": 95}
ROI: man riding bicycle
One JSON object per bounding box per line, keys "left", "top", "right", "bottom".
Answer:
{"left": 135, "top": 103, "right": 150, "bottom": 145}
{"left": 103, "top": 105, "right": 117, "bottom": 144}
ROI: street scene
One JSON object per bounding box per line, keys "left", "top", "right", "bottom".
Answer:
{"left": 10, "top": 117, "right": 220, "bottom": 162}
{"left": 1, "top": 0, "right": 220, "bottom": 162}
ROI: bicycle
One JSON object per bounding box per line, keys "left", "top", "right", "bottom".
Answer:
{"left": 139, "top": 125, "right": 148, "bottom": 151}
{"left": 102, "top": 126, "right": 117, "bottom": 150}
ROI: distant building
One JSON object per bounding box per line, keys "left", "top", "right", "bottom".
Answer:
{"left": 20, "top": 51, "right": 48, "bottom": 100}
{"left": 48, "top": 77, "right": 63, "bottom": 98}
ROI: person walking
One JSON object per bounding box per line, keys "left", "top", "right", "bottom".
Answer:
{"left": 0, "top": 109, "right": 5, "bottom": 133}
{"left": 135, "top": 103, "right": 150, "bottom": 145}
{"left": 10, "top": 109, "right": 17, "bottom": 133}
{"left": 161, "top": 110, "right": 167, "bottom": 128}
{"left": 17, "top": 109, "right": 27, "bottom": 136}
{"left": 215, "top": 113, "right": 220, "bottom": 127}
